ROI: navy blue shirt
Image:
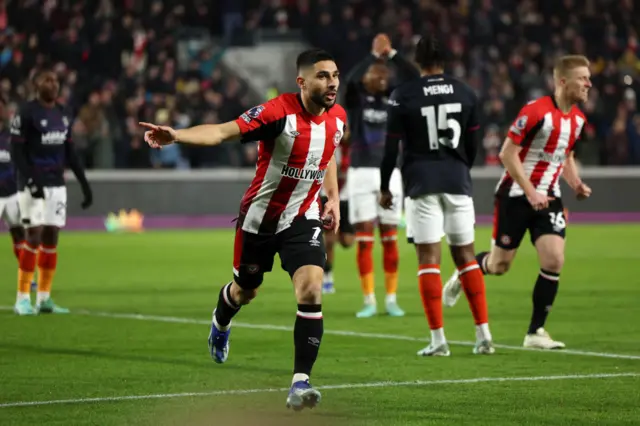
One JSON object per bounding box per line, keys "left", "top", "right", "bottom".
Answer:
{"left": 10, "top": 100, "right": 74, "bottom": 189}
{"left": 344, "top": 53, "right": 420, "bottom": 168}
{"left": 381, "top": 74, "right": 481, "bottom": 198}
{"left": 0, "top": 127, "right": 16, "bottom": 197}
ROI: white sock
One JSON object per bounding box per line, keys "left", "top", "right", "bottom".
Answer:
{"left": 476, "top": 323, "right": 492, "bottom": 341}
{"left": 212, "top": 310, "right": 231, "bottom": 332}
{"left": 292, "top": 373, "right": 309, "bottom": 384}
{"left": 431, "top": 328, "right": 446, "bottom": 346}
{"left": 364, "top": 294, "right": 376, "bottom": 305}
{"left": 323, "top": 271, "right": 333, "bottom": 284}
{"left": 16, "top": 292, "right": 30, "bottom": 303}
{"left": 36, "top": 291, "right": 50, "bottom": 305}
{"left": 385, "top": 293, "right": 397, "bottom": 305}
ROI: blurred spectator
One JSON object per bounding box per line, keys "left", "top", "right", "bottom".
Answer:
{"left": 1, "top": 0, "right": 639, "bottom": 167}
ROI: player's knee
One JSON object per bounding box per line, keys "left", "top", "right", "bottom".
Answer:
{"left": 540, "top": 254, "right": 564, "bottom": 274}
{"left": 292, "top": 266, "right": 323, "bottom": 304}
{"left": 340, "top": 233, "right": 355, "bottom": 248}
{"left": 41, "top": 226, "right": 59, "bottom": 246}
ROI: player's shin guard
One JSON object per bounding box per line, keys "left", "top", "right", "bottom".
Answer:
{"left": 214, "top": 282, "right": 240, "bottom": 329}
{"left": 458, "top": 261, "right": 491, "bottom": 340}
{"left": 17, "top": 243, "right": 38, "bottom": 301}
{"left": 37, "top": 245, "right": 58, "bottom": 304}
{"left": 293, "top": 304, "right": 323, "bottom": 382}
{"left": 475, "top": 252, "right": 490, "bottom": 275}
{"left": 356, "top": 232, "right": 375, "bottom": 304}
{"left": 381, "top": 230, "right": 399, "bottom": 300}
{"left": 528, "top": 269, "right": 560, "bottom": 334}
{"left": 418, "top": 264, "right": 446, "bottom": 344}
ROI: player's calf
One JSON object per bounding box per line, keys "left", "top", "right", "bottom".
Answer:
{"left": 209, "top": 280, "right": 256, "bottom": 364}
{"left": 450, "top": 242, "right": 494, "bottom": 354}
{"left": 524, "top": 235, "right": 565, "bottom": 349}
{"left": 355, "top": 225, "right": 376, "bottom": 317}
{"left": 289, "top": 266, "right": 324, "bottom": 410}
{"left": 380, "top": 226, "right": 404, "bottom": 317}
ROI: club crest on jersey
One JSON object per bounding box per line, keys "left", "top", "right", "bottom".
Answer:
{"left": 62, "top": 116, "right": 69, "bottom": 128}
{"left": 333, "top": 130, "right": 342, "bottom": 146}
{"left": 0, "top": 149, "right": 10, "bottom": 162}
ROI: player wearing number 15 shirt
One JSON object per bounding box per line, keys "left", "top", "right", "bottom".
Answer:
{"left": 380, "top": 33, "right": 493, "bottom": 357}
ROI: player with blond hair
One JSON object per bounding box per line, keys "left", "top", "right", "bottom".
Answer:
{"left": 442, "top": 55, "right": 593, "bottom": 350}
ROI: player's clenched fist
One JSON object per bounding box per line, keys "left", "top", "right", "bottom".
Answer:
{"left": 526, "top": 191, "right": 550, "bottom": 211}
{"left": 575, "top": 181, "right": 592, "bottom": 200}
{"left": 139, "top": 122, "right": 177, "bottom": 148}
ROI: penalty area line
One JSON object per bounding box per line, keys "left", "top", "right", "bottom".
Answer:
{"left": 1, "top": 306, "right": 640, "bottom": 361}
{"left": 0, "top": 372, "right": 638, "bottom": 408}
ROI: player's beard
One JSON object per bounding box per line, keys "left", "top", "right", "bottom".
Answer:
{"left": 310, "top": 90, "right": 335, "bottom": 109}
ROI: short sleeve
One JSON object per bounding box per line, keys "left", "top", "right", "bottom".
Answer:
{"left": 507, "top": 102, "right": 541, "bottom": 146}
{"left": 571, "top": 113, "right": 587, "bottom": 151}
{"left": 235, "top": 97, "right": 287, "bottom": 143}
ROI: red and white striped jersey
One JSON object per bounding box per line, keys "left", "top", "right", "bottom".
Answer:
{"left": 495, "top": 96, "right": 586, "bottom": 198}
{"left": 235, "top": 93, "right": 347, "bottom": 234}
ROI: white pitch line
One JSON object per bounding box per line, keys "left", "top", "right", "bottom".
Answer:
{"left": 0, "top": 372, "right": 638, "bottom": 409}
{"left": 2, "top": 306, "right": 640, "bottom": 361}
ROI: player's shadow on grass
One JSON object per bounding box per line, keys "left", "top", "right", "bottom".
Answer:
{"left": 0, "top": 343, "right": 362, "bottom": 382}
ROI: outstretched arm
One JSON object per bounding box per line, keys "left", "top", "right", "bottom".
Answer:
{"left": 142, "top": 99, "right": 286, "bottom": 148}
{"left": 142, "top": 121, "right": 242, "bottom": 147}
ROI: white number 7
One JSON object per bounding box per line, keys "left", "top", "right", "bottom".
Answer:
{"left": 311, "top": 227, "right": 322, "bottom": 241}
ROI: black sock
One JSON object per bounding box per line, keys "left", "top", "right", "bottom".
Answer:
{"left": 293, "top": 304, "right": 323, "bottom": 378}
{"left": 528, "top": 269, "right": 560, "bottom": 334}
{"left": 214, "top": 282, "right": 240, "bottom": 328}
{"left": 475, "top": 252, "right": 489, "bottom": 275}
{"left": 323, "top": 260, "right": 332, "bottom": 274}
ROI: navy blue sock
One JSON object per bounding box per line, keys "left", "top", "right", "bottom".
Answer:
{"left": 528, "top": 270, "right": 560, "bottom": 334}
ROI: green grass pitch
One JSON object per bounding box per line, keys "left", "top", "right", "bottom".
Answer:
{"left": 1, "top": 225, "right": 639, "bottom": 425}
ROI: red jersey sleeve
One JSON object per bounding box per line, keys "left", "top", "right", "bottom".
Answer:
{"left": 235, "top": 97, "right": 287, "bottom": 143}
{"left": 507, "top": 101, "right": 543, "bottom": 146}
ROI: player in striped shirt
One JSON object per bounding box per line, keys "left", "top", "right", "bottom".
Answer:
{"left": 141, "top": 49, "right": 346, "bottom": 411}
{"left": 442, "top": 55, "right": 593, "bottom": 350}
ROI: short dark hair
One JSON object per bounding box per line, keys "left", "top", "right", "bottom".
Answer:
{"left": 415, "top": 33, "right": 446, "bottom": 69}
{"left": 296, "top": 48, "right": 335, "bottom": 72}
{"left": 32, "top": 66, "right": 55, "bottom": 84}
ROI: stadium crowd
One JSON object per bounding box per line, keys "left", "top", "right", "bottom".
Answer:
{"left": 1, "top": 0, "right": 639, "bottom": 167}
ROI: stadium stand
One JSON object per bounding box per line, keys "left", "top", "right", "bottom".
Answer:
{"left": 1, "top": 0, "right": 639, "bottom": 167}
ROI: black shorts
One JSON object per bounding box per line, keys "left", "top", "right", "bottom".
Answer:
{"left": 233, "top": 217, "right": 326, "bottom": 290}
{"left": 492, "top": 195, "right": 567, "bottom": 250}
{"left": 320, "top": 196, "right": 354, "bottom": 234}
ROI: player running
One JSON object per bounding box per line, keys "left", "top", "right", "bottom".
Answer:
{"left": 345, "top": 33, "right": 420, "bottom": 318}
{"left": 10, "top": 68, "right": 93, "bottom": 316}
{"left": 141, "top": 49, "right": 346, "bottom": 411}
{"left": 442, "top": 55, "right": 593, "bottom": 350}
{"left": 0, "top": 99, "right": 26, "bottom": 274}
{"left": 320, "top": 141, "right": 355, "bottom": 294}
{"left": 380, "top": 33, "right": 493, "bottom": 356}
